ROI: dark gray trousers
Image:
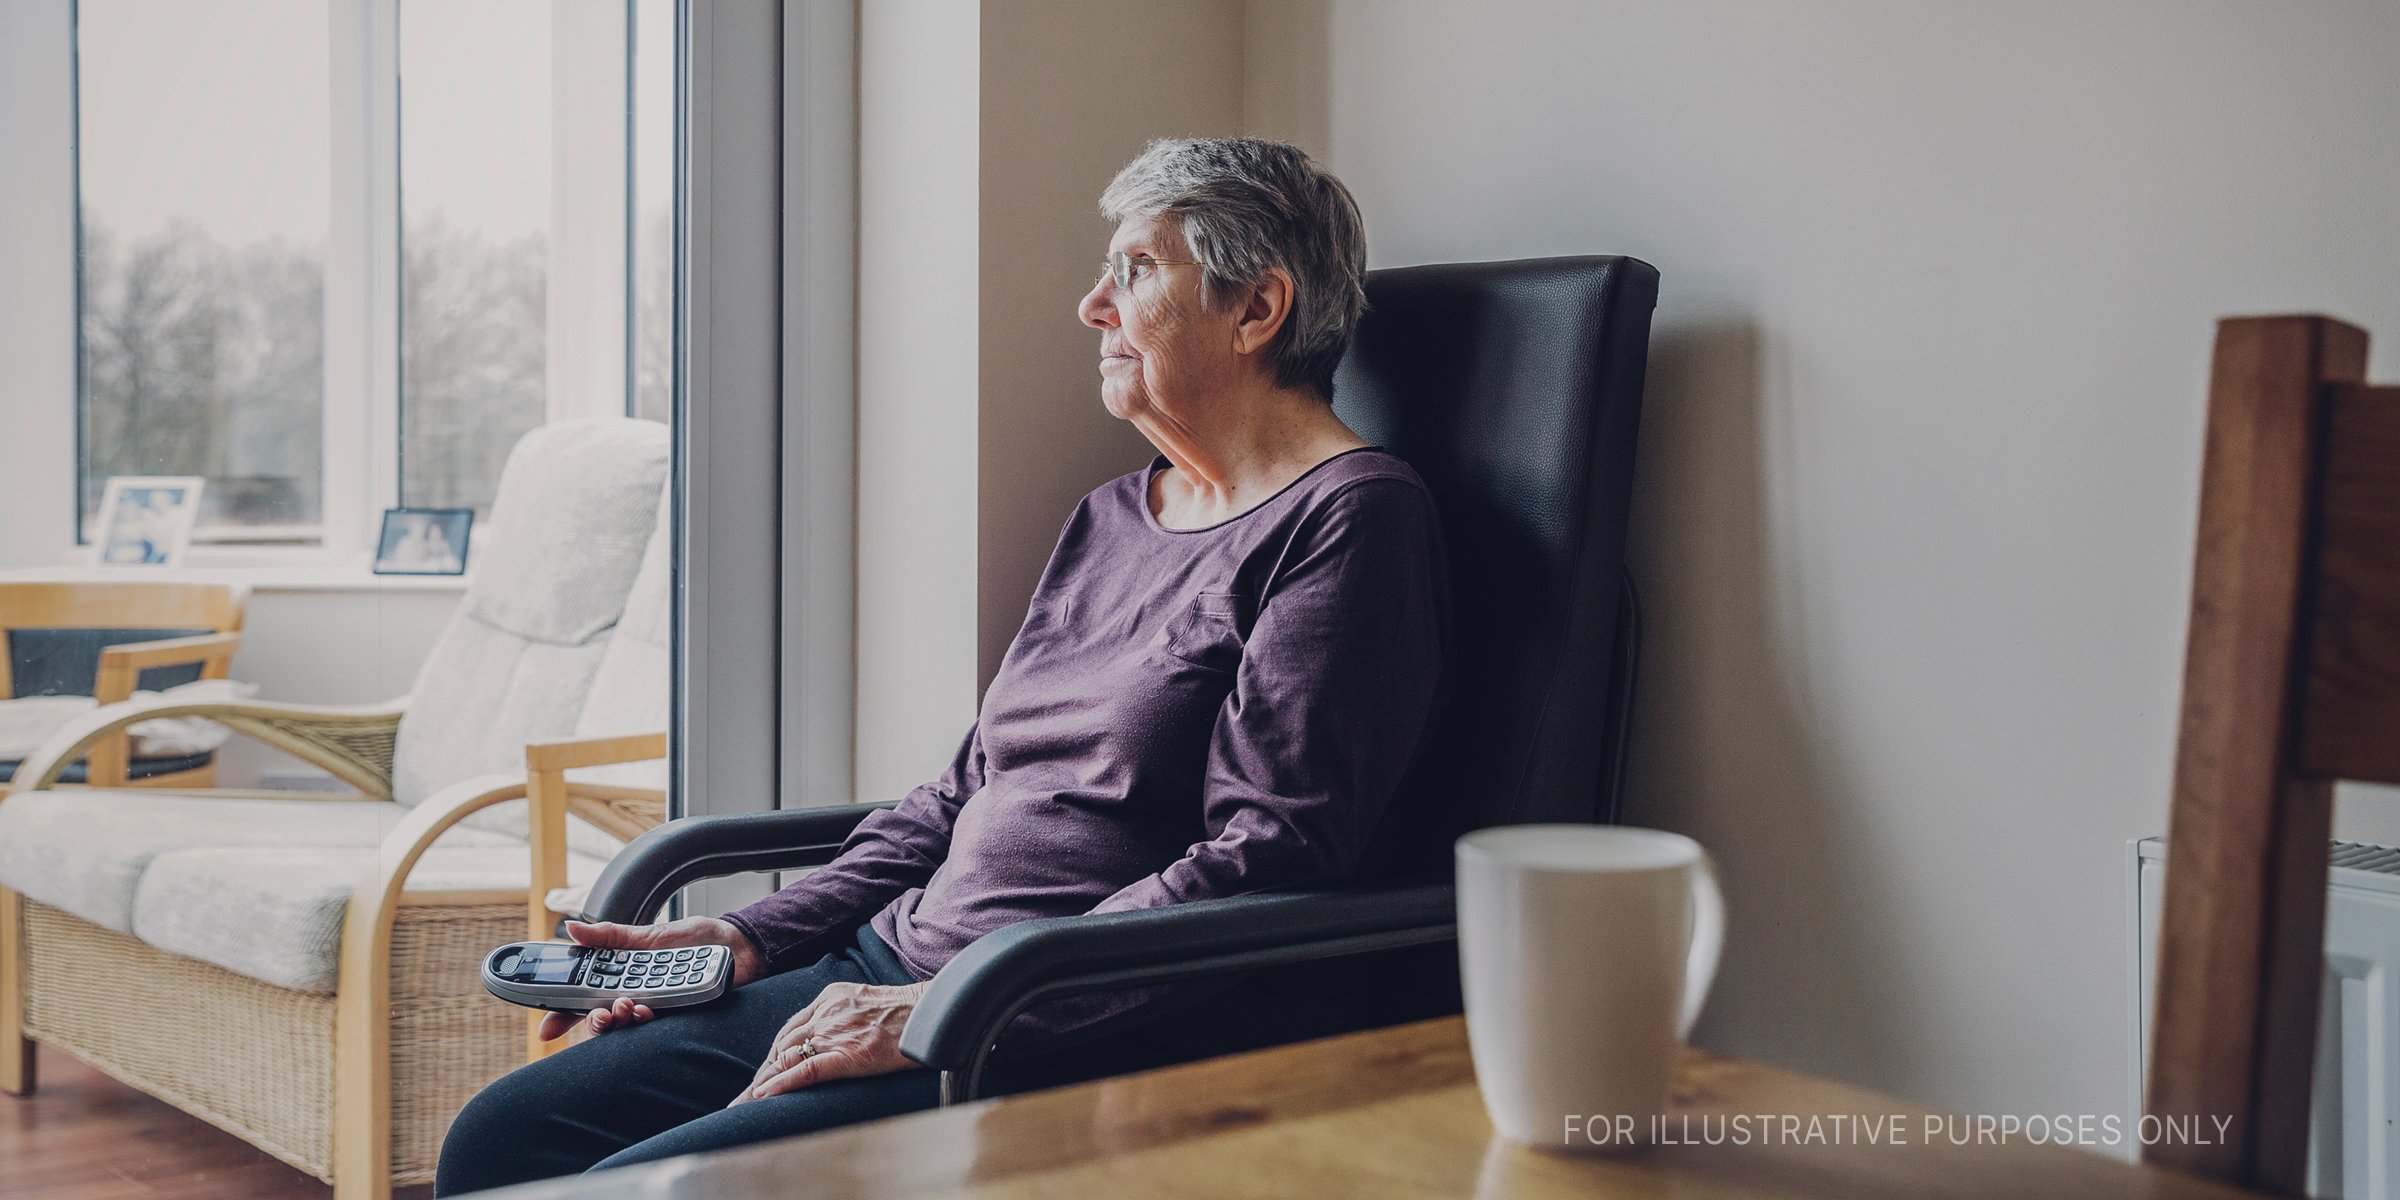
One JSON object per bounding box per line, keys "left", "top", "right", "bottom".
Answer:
{"left": 435, "top": 924, "right": 956, "bottom": 1195}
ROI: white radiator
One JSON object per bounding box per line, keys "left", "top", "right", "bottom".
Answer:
{"left": 2130, "top": 838, "right": 2400, "bottom": 1199}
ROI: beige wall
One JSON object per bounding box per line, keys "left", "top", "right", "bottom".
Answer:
{"left": 854, "top": 0, "right": 1245, "bottom": 802}
{"left": 1242, "top": 0, "right": 2400, "bottom": 1131}
{"left": 976, "top": 0, "right": 1247, "bottom": 687}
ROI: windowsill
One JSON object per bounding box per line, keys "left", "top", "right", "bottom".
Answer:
{"left": 0, "top": 562, "right": 472, "bottom": 594}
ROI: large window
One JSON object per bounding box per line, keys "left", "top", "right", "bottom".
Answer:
{"left": 398, "top": 0, "right": 551, "bottom": 514}
{"left": 73, "top": 0, "right": 677, "bottom": 553}
{"left": 76, "top": 0, "right": 330, "bottom": 539}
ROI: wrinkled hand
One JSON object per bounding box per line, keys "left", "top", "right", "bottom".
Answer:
{"left": 729, "top": 980, "right": 931, "bottom": 1105}
{"left": 535, "top": 916, "right": 768, "bottom": 1043}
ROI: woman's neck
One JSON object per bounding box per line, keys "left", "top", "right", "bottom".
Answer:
{"left": 1138, "top": 386, "right": 1370, "bottom": 528}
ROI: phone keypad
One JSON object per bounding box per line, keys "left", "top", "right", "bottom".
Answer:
{"left": 573, "top": 946, "right": 721, "bottom": 993}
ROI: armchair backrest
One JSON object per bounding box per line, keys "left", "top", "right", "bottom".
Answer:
{"left": 389, "top": 419, "right": 670, "bottom": 806}
{"left": 0, "top": 581, "right": 248, "bottom": 699}
{"left": 568, "top": 476, "right": 673, "bottom": 787}
{"left": 480, "top": 475, "right": 675, "bottom": 865}
{"left": 1330, "top": 256, "right": 1658, "bottom": 879}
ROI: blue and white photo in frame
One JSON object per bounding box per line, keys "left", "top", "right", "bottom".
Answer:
{"left": 94, "top": 476, "right": 205, "bottom": 566}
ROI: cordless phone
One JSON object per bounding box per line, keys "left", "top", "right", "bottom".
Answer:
{"left": 480, "top": 941, "right": 733, "bottom": 1013}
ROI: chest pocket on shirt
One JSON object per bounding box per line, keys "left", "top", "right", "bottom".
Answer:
{"left": 1161, "top": 591, "right": 1249, "bottom": 675}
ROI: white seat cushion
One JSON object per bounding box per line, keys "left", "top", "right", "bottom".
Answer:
{"left": 0, "top": 791, "right": 515, "bottom": 933}
{"left": 132, "top": 843, "right": 607, "bottom": 993}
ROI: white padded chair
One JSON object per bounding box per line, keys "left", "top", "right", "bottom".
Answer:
{"left": 0, "top": 418, "right": 670, "bottom": 1200}
{"left": 518, "top": 473, "right": 676, "bottom": 1039}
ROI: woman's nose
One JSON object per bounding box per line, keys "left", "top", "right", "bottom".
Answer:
{"left": 1078, "top": 276, "right": 1115, "bottom": 329}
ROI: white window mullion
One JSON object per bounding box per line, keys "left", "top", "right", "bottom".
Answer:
{"left": 549, "top": 0, "right": 631, "bottom": 425}
{"left": 325, "top": 0, "right": 400, "bottom": 564}
{"left": 365, "top": 0, "right": 401, "bottom": 546}
{"left": 0, "top": 0, "right": 80, "bottom": 569}
{"left": 782, "top": 0, "right": 858, "bottom": 815}
{"left": 676, "top": 0, "right": 783, "bottom": 917}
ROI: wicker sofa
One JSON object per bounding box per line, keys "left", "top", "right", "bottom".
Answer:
{"left": 0, "top": 418, "right": 672, "bottom": 1200}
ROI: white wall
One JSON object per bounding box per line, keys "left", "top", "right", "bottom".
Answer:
{"left": 211, "top": 587, "right": 458, "bottom": 787}
{"left": 1244, "top": 0, "right": 2400, "bottom": 1127}
{"left": 854, "top": 0, "right": 984, "bottom": 804}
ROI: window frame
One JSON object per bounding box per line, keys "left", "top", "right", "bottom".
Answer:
{"left": 66, "top": 0, "right": 649, "bottom": 568}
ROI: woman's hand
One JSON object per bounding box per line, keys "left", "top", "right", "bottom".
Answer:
{"left": 729, "top": 980, "right": 932, "bottom": 1105}
{"left": 534, "top": 916, "right": 769, "bottom": 1043}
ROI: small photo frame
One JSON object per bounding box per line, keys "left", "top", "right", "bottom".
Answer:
{"left": 94, "top": 476, "right": 205, "bottom": 566}
{"left": 373, "top": 507, "right": 474, "bottom": 576}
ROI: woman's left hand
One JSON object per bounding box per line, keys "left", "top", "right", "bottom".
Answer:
{"left": 731, "top": 980, "right": 933, "bottom": 1105}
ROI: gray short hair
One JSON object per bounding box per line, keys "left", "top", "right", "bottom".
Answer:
{"left": 1099, "top": 138, "right": 1367, "bottom": 399}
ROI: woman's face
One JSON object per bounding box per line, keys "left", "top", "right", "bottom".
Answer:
{"left": 1077, "top": 215, "right": 1241, "bottom": 425}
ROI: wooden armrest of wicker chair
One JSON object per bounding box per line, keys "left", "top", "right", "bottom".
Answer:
{"left": 532, "top": 737, "right": 671, "bottom": 882}
{"left": 7, "top": 695, "right": 410, "bottom": 801}
{"left": 525, "top": 733, "right": 670, "bottom": 927}
{"left": 329, "top": 771, "right": 534, "bottom": 1199}
{"left": 85, "top": 736, "right": 662, "bottom": 1196}
{"left": 512, "top": 732, "right": 670, "bottom": 1061}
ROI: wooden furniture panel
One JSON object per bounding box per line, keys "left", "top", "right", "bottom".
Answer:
{"left": 2146, "top": 315, "right": 2394, "bottom": 1195}
{"left": 2298, "top": 383, "right": 2400, "bottom": 784}
{"left": 489, "top": 1017, "right": 2276, "bottom": 1200}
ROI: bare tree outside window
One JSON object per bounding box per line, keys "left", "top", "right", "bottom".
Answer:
{"left": 75, "top": 0, "right": 672, "bottom": 545}
{"left": 76, "top": 0, "right": 328, "bottom": 539}
{"left": 398, "top": 0, "right": 552, "bottom": 517}
{"left": 400, "top": 216, "right": 547, "bottom": 513}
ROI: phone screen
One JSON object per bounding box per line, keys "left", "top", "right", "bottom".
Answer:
{"left": 509, "top": 945, "right": 582, "bottom": 984}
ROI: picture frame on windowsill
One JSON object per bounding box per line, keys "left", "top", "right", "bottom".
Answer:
{"left": 372, "top": 507, "right": 474, "bottom": 576}
{"left": 93, "top": 476, "right": 206, "bottom": 567}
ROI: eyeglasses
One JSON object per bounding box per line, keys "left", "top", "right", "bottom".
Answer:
{"left": 1099, "top": 250, "right": 1202, "bottom": 290}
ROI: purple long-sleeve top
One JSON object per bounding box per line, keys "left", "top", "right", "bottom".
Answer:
{"left": 723, "top": 447, "right": 1447, "bottom": 1045}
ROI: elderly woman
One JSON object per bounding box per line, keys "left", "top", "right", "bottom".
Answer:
{"left": 436, "top": 137, "right": 1446, "bottom": 1193}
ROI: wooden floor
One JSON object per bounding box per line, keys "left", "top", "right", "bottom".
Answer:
{"left": 0, "top": 1044, "right": 431, "bottom": 1199}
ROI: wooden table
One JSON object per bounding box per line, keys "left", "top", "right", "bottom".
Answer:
{"left": 481, "top": 1017, "right": 2270, "bottom": 1199}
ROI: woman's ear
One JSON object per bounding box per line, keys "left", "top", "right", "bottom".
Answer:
{"left": 1231, "top": 268, "right": 1296, "bottom": 359}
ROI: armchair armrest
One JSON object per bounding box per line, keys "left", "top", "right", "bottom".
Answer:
{"left": 576, "top": 801, "right": 900, "bottom": 925}
{"left": 899, "top": 882, "right": 1457, "bottom": 1102}
{"left": 525, "top": 731, "right": 668, "bottom": 774}
{"left": 332, "top": 771, "right": 537, "bottom": 1169}
{"left": 82, "top": 632, "right": 249, "bottom": 784}
{"left": 523, "top": 732, "right": 670, "bottom": 850}
{"left": 526, "top": 732, "right": 671, "bottom": 954}
{"left": 8, "top": 694, "right": 409, "bottom": 800}
{"left": 91, "top": 631, "right": 245, "bottom": 704}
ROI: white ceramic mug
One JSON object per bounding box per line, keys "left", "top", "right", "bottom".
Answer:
{"left": 1456, "top": 824, "right": 1725, "bottom": 1153}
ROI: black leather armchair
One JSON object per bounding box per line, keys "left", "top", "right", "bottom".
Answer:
{"left": 578, "top": 254, "right": 1660, "bottom": 1103}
